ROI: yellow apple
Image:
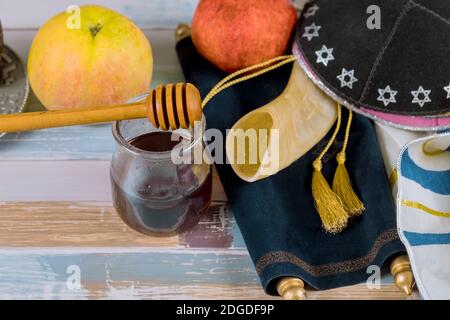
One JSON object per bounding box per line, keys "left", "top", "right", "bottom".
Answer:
{"left": 28, "top": 5, "right": 153, "bottom": 110}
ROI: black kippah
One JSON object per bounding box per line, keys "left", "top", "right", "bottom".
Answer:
{"left": 295, "top": 0, "right": 450, "bottom": 116}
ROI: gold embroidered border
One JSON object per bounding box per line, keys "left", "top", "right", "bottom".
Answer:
{"left": 256, "top": 228, "right": 399, "bottom": 277}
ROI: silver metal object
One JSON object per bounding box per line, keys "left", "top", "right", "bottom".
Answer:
{"left": 0, "top": 45, "right": 29, "bottom": 137}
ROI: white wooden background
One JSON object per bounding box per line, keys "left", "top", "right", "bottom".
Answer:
{"left": 0, "top": 0, "right": 418, "bottom": 300}
{"left": 1, "top": 0, "right": 199, "bottom": 29}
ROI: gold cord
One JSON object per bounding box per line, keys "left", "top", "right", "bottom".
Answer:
{"left": 311, "top": 103, "right": 349, "bottom": 233}
{"left": 332, "top": 109, "right": 365, "bottom": 216}
{"left": 204, "top": 55, "right": 295, "bottom": 103}
{"left": 201, "top": 55, "right": 297, "bottom": 108}
{"left": 313, "top": 103, "right": 342, "bottom": 169}
{"left": 341, "top": 109, "right": 352, "bottom": 154}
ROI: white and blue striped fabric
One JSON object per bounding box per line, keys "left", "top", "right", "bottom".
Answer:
{"left": 397, "top": 132, "right": 450, "bottom": 300}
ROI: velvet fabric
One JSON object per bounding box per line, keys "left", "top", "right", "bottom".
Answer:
{"left": 176, "top": 37, "right": 404, "bottom": 293}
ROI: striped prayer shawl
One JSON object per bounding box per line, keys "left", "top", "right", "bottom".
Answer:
{"left": 397, "top": 132, "right": 450, "bottom": 300}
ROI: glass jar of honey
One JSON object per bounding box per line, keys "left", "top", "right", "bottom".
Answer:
{"left": 111, "top": 116, "right": 212, "bottom": 236}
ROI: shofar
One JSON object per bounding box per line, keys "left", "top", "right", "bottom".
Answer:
{"left": 226, "top": 62, "right": 337, "bottom": 182}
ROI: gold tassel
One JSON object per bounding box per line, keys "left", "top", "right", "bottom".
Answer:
{"left": 311, "top": 104, "right": 349, "bottom": 234}
{"left": 332, "top": 110, "right": 365, "bottom": 216}
{"left": 312, "top": 160, "right": 349, "bottom": 233}
{"left": 333, "top": 152, "right": 365, "bottom": 216}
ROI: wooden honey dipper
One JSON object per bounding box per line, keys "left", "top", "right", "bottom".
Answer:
{"left": 0, "top": 83, "right": 202, "bottom": 133}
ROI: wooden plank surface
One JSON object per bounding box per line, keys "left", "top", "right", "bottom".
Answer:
{"left": 0, "top": 160, "right": 226, "bottom": 202}
{"left": 0, "top": 202, "right": 236, "bottom": 248}
{"left": 0, "top": 19, "right": 419, "bottom": 299}
{"left": 0, "top": 202, "right": 419, "bottom": 300}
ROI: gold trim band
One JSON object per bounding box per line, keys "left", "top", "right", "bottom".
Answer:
{"left": 402, "top": 199, "right": 450, "bottom": 218}
{"left": 422, "top": 139, "right": 449, "bottom": 156}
